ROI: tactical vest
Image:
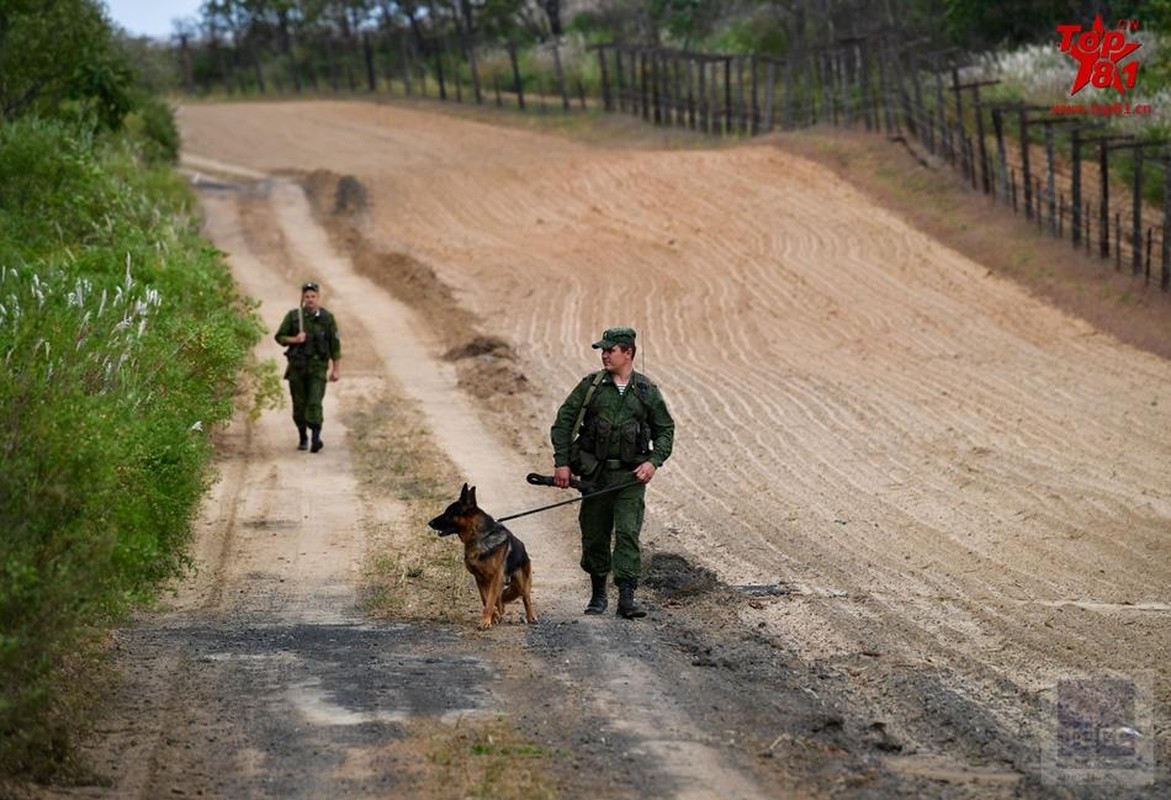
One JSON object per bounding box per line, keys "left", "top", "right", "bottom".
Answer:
{"left": 575, "top": 371, "right": 655, "bottom": 467}
{"left": 286, "top": 309, "right": 336, "bottom": 367}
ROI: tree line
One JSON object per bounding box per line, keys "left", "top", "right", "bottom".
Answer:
{"left": 122, "top": 1, "right": 1164, "bottom": 100}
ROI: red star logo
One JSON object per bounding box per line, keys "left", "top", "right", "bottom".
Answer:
{"left": 1057, "top": 15, "right": 1142, "bottom": 95}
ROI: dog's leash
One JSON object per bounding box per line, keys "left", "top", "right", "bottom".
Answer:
{"left": 495, "top": 473, "right": 643, "bottom": 523}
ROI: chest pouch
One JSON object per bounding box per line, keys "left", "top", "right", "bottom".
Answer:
{"left": 619, "top": 419, "right": 649, "bottom": 463}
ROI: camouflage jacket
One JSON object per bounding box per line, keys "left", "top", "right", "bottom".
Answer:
{"left": 551, "top": 370, "right": 675, "bottom": 469}
{"left": 275, "top": 307, "right": 341, "bottom": 369}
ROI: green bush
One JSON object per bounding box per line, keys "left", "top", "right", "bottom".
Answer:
{"left": 0, "top": 115, "right": 264, "bottom": 776}
{"left": 124, "top": 94, "right": 182, "bottom": 165}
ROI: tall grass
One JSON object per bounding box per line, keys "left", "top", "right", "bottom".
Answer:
{"left": 973, "top": 33, "right": 1169, "bottom": 135}
{"left": 0, "top": 115, "right": 265, "bottom": 777}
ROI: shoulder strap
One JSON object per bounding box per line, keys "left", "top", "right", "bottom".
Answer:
{"left": 572, "top": 370, "right": 606, "bottom": 439}
{"left": 632, "top": 371, "right": 653, "bottom": 401}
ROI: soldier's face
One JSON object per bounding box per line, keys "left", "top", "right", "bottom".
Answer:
{"left": 600, "top": 345, "right": 632, "bottom": 373}
{"left": 302, "top": 289, "right": 320, "bottom": 312}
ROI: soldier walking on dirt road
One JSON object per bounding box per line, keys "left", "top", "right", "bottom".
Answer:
{"left": 275, "top": 281, "right": 341, "bottom": 452}
{"left": 550, "top": 327, "right": 675, "bottom": 619}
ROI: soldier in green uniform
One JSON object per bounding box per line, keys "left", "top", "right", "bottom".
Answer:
{"left": 550, "top": 327, "right": 675, "bottom": 619}
{"left": 275, "top": 281, "right": 342, "bottom": 452}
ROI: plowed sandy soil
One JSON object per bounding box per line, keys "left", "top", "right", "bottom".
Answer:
{"left": 33, "top": 100, "right": 1170, "bottom": 799}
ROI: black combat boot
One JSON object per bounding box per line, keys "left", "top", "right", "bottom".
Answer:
{"left": 616, "top": 579, "right": 646, "bottom": 619}
{"left": 584, "top": 574, "right": 608, "bottom": 615}
{"left": 297, "top": 426, "right": 309, "bottom": 451}
{"left": 309, "top": 424, "right": 323, "bottom": 453}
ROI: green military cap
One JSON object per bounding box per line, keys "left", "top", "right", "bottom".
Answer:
{"left": 592, "top": 327, "right": 637, "bottom": 349}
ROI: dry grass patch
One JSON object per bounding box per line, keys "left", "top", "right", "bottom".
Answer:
{"left": 373, "top": 716, "right": 562, "bottom": 800}
{"left": 344, "top": 387, "right": 476, "bottom": 623}
{"left": 421, "top": 717, "right": 562, "bottom": 800}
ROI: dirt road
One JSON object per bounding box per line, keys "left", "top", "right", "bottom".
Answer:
{"left": 46, "top": 100, "right": 1169, "bottom": 798}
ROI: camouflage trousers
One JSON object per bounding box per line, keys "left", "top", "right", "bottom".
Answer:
{"left": 578, "top": 467, "right": 646, "bottom": 582}
{"left": 286, "top": 364, "right": 329, "bottom": 427}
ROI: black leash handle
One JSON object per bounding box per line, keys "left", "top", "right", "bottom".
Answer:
{"left": 496, "top": 474, "right": 642, "bottom": 523}
{"left": 526, "top": 472, "right": 592, "bottom": 493}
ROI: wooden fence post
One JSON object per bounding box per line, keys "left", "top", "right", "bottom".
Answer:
{"left": 598, "top": 45, "right": 612, "bottom": 112}
{"left": 363, "top": 33, "right": 376, "bottom": 92}
{"left": 805, "top": 52, "right": 816, "bottom": 126}
{"left": 763, "top": 59, "right": 776, "bottom": 132}
{"left": 1163, "top": 156, "right": 1171, "bottom": 290}
{"left": 1115, "top": 212, "right": 1122, "bottom": 270}
{"left": 1099, "top": 141, "right": 1110, "bottom": 258}
{"left": 876, "top": 47, "right": 891, "bottom": 135}
{"left": 973, "top": 88, "right": 991, "bottom": 194}
{"left": 992, "top": 107, "right": 1010, "bottom": 203}
{"left": 723, "top": 56, "right": 733, "bottom": 134}
{"left": 650, "top": 50, "right": 661, "bottom": 125}
{"left": 507, "top": 40, "right": 524, "bottom": 110}
{"left": 750, "top": 54, "right": 759, "bottom": 134}
{"left": 933, "top": 57, "right": 948, "bottom": 160}
{"left": 687, "top": 55, "right": 697, "bottom": 130}
{"left": 1019, "top": 108, "right": 1033, "bottom": 221}
{"left": 434, "top": 38, "right": 447, "bottom": 100}
{"left": 614, "top": 48, "right": 625, "bottom": 112}
{"left": 633, "top": 48, "right": 641, "bottom": 116}
{"left": 734, "top": 56, "right": 745, "bottom": 134}
{"left": 699, "top": 57, "right": 710, "bottom": 133}
{"left": 1132, "top": 146, "right": 1144, "bottom": 276}
{"left": 784, "top": 54, "right": 796, "bottom": 130}
{"left": 862, "top": 43, "right": 878, "bottom": 132}
{"left": 1044, "top": 121, "right": 1057, "bottom": 234}
{"left": 1071, "top": 128, "right": 1082, "bottom": 249}
{"left": 912, "top": 57, "right": 929, "bottom": 152}
{"left": 640, "top": 50, "right": 650, "bottom": 122}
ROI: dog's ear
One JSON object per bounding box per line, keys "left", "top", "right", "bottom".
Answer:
{"left": 467, "top": 485, "right": 477, "bottom": 507}
{"left": 460, "top": 483, "right": 470, "bottom": 503}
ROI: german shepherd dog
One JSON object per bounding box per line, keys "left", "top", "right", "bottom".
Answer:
{"left": 428, "top": 484, "right": 537, "bottom": 630}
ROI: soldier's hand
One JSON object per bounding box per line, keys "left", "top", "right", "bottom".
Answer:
{"left": 553, "top": 466, "right": 572, "bottom": 489}
{"left": 288, "top": 332, "right": 307, "bottom": 344}
{"left": 329, "top": 366, "right": 340, "bottom": 382}
{"left": 634, "top": 462, "right": 656, "bottom": 484}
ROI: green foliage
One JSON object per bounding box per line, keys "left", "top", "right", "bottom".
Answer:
{"left": 650, "top": 0, "right": 704, "bottom": 50}
{"left": 1112, "top": 147, "right": 1167, "bottom": 207}
{"left": 0, "top": 0, "right": 135, "bottom": 130}
{"left": 710, "top": 12, "right": 788, "bottom": 57}
{"left": 0, "top": 115, "right": 264, "bottom": 776}
{"left": 123, "top": 94, "right": 182, "bottom": 165}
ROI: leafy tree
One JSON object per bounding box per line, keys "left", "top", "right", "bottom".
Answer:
{"left": 0, "top": 0, "right": 134, "bottom": 129}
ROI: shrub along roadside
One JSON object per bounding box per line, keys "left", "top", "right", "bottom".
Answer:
{"left": 0, "top": 115, "right": 267, "bottom": 778}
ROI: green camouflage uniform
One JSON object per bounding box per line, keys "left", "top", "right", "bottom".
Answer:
{"left": 275, "top": 306, "right": 341, "bottom": 431}
{"left": 551, "top": 366, "right": 675, "bottom": 582}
